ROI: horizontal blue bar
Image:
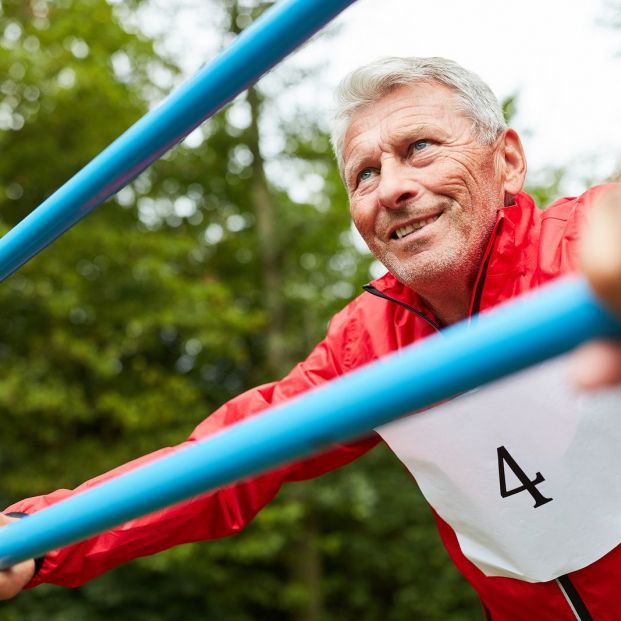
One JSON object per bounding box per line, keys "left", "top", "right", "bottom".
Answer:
{"left": 0, "top": 0, "right": 357, "bottom": 282}
{"left": 0, "top": 276, "right": 619, "bottom": 568}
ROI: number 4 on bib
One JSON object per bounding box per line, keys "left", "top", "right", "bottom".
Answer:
{"left": 497, "top": 446, "right": 553, "bottom": 508}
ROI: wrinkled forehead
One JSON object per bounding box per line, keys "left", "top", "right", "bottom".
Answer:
{"left": 343, "top": 82, "right": 467, "bottom": 159}
{"left": 348, "top": 81, "right": 463, "bottom": 131}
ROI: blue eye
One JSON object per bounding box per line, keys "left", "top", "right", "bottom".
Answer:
{"left": 357, "top": 168, "right": 376, "bottom": 184}
{"left": 412, "top": 139, "right": 428, "bottom": 152}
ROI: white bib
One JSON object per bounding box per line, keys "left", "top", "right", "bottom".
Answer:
{"left": 376, "top": 356, "right": 621, "bottom": 583}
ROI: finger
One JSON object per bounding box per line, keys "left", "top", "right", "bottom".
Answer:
{"left": 0, "top": 515, "right": 35, "bottom": 599}
{"left": 570, "top": 340, "right": 621, "bottom": 390}
{"left": 0, "top": 559, "right": 35, "bottom": 600}
{"left": 581, "top": 186, "right": 621, "bottom": 315}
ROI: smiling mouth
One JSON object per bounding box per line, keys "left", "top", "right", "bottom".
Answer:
{"left": 391, "top": 213, "right": 442, "bottom": 240}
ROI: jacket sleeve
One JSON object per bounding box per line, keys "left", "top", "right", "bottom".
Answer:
{"left": 5, "top": 303, "right": 380, "bottom": 588}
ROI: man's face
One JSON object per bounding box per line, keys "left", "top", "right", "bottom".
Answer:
{"left": 343, "top": 82, "right": 510, "bottom": 291}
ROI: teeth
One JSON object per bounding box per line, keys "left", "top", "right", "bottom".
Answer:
{"left": 394, "top": 215, "right": 439, "bottom": 239}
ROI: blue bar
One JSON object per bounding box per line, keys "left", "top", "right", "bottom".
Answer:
{"left": 0, "top": 276, "right": 619, "bottom": 568}
{"left": 0, "top": 0, "right": 357, "bottom": 282}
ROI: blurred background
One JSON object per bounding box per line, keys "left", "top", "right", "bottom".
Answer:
{"left": 0, "top": 1, "right": 620, "bottom": 619}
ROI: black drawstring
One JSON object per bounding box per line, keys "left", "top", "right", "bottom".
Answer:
{"left": 362, "top": 283, "right": 443, "bottom": 333}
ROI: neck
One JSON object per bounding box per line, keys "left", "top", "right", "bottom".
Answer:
{"left": 411, "top": 265, "right": 479, "bottom": 326}
{"left": 419, "top": 285, "right": 472, "bottom": 327}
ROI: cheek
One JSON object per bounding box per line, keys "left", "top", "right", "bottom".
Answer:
{"left": 419, "top": 156, "right": 479, "bottom": 195}
{"left": 350, "top": 200, "right": 376, "bottom": 237}
{"left": 432, "top": 159, "right": 501, "bottom": 212}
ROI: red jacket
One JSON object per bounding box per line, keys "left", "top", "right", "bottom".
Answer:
{"left": 7, "top": 186, "right": 617, "bottom": 620}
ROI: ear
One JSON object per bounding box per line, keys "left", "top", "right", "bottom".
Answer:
{"left": 499, "top": 129, "right": 527, "bottom": 203}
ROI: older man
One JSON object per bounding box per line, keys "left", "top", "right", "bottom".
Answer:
{"left": 1, "top": 57, "right": 620, "bottom": 619}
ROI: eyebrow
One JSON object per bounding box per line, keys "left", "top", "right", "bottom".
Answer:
{"left": 391, "top": 123, "right": 445, "bottom": 143}
{"left": 344, "top": 123, "right": 444, "bottom": 187}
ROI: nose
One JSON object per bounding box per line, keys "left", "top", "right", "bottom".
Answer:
{"left": 377, "top": 160, "right": 420, "bottom": 210}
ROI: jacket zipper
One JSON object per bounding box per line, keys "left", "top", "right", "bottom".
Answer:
{"left": 556, "top": 575, "right": 594, "bottom": 621}
{"left": 469, "top": 218, "right": 504, "bottom": 318}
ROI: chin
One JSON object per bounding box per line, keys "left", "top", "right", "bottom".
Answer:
{"left": 385, "top": 251, "right": 476, "bottom": 291}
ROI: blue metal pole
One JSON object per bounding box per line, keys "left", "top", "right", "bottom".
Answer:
{"left": 0, "top": 275, "right": 619, "bottom": 568}
{"left": 0, "top": 0, "right": 357, "bottom": 282}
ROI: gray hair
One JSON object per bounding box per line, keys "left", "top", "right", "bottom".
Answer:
{"left": 331, "top": 56, "right": 507, "bottom": 177}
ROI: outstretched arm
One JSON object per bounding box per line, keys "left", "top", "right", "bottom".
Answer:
{"left": 0, "top": 305, "right": 379, "bottom": 596}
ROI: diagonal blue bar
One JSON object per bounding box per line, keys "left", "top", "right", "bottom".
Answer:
{"left": 0, "top": 275, "right": 620, "bottom": 568}
{"left": 0, "top": 0, "right": 357, "bottom": 282}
